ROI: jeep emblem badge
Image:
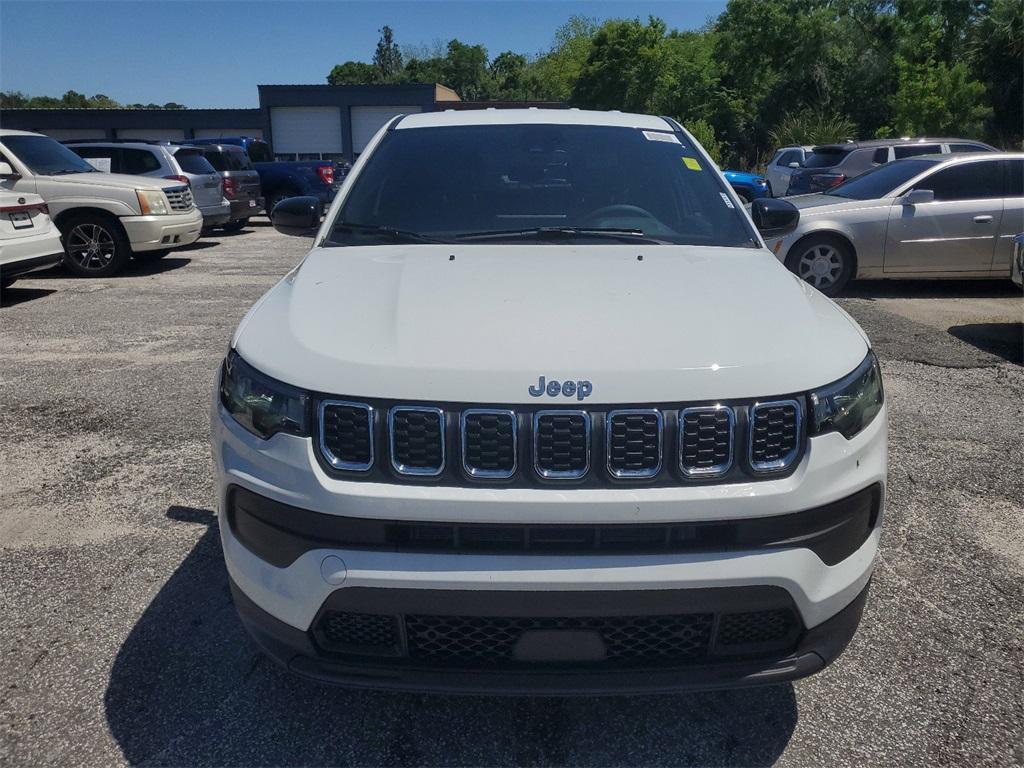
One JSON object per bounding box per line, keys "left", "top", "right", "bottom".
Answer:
{"left": 528, "top": 375, "right": 592, "bottom": 401}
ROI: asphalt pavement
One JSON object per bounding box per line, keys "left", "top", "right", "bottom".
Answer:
{"left": 1, "top": 223, "right": 1021, "bottom": 767}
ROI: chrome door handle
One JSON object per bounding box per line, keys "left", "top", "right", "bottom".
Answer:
{"left": 973, "top": 215, "right": 994, "bottom": 223}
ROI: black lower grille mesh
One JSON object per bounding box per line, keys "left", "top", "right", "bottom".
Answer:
{"left": 405, "top": 613, "right": 714, "bottom": 665}
{"left": 535, "top": 412, "right": 589, "bottom": 476}
{"left": 717, "top": 610, "right": 795, "bottom": 647}
{"left": 750, "top": 402, "right": 800, "bottom": 468}
{"left": 317, "top": 612, "right": 397, "bottom": 652}
{"left": 607, "top": 411, "right": 661, "bottom": 476}
{"left": 680, "top": 408, "right": 733, "bottom": 475}
{"left": 462, "top": 411, "right": 516, "bottom": 476}
{"left": 391, "top": 408, "right": 444, "bottom": 473}
{"left": 321, "top": 403, "right": 372, "bottom": 469}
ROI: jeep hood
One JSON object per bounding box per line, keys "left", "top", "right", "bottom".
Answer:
{"left": 234, "top": 245, "right": 869, "bottom": 404}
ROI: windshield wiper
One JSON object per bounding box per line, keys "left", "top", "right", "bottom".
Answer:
{"left": 331, "top": 221, "right": 448, "bottom": 244}
{"left": 453, "top": 227, "right": 669, "bottom": 244}
{"left": 48, "top": 169, "right": 94, "bottom": 175}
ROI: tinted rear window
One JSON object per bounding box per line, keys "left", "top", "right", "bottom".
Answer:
{"left": 203, "top": 148, "right": 253, "bottom": 172}
{"left": 803, "top": 149, "right": 850, "bottom": 168}
{"left": 828, "top": 159, "right": 937, "bottom": 199}
{"left": 246, "top": 141, "right": 273, "bottom": 163}
{"left": 174, "top": 150, "right": 216, "bottom": 175}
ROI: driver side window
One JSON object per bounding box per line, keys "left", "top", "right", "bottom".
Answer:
{"left": 916, "top": 161, "right": 1003, "bottom": 201}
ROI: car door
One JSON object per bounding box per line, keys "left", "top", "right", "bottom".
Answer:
{"left": 767, "top": 149, "right": 801, "bottom": 195}
{"left": 884, "top": 158, "right": 1004, "bottom": 274}
{"left": 994, "top": 158, "right": 1023, "bottom": 275}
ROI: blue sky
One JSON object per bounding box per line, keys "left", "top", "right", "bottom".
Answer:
{"left": 0, "top": 1, "right": 726, "bottom": 108}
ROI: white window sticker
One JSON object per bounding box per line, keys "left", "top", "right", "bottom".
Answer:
{"left": 642, "top": 130, "right": 680, "bottom": 144}
{"left": 85, "top": 157, "right": 112, "bottom": 173}
{"left": 720, "top": 192, "right": 735, "bottom": 208}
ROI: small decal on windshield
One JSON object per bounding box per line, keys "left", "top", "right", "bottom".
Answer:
{"left": 720, "top": 192, "right": 735, "bottom": 208}
{"left": 643, "top": 130, "right": 680, "bottom": 144}
{"left": 682, "top": 157, "right": 702, "bottom": 171}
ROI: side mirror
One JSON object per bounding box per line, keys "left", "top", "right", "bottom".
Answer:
{"left": 787, "top": 162, "right": 801, "bottom": 169}
{"left": 271, "top": 196, "right": 321, "bottom": 237}
{"left": 0, "top": 161, "right": 20, "bottom": 179}
{"left": 751, "top": 198, "right": 800, "bottom": 240}
{"left": 898, "top": 189, "right": 934, "bottom": 206}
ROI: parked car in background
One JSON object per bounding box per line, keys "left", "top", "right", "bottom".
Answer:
{"left": 66, "top": 141, "right": 231, "bottom": 229}
{"left": 188, "top": 143, "right": 264, "bottom": 232}
{"left": 787, "top": 138, "right": 997, "bottom": 196}
{"left": 766, "top": 153, "right": 1023, "bottom": 296}
{"left": 0, "top": 189, "right": 64, "bottom": 288}
{"left": 723, "top": 170, "right": 770, "bottom": 202}
{"left": 183, "top": 137, "right": 341, "bottom": 214}
{"left": 0, "top": 130, "right": 202, "bottom": 276}
{"left": 1012, "top": 233, "right": 1024, "bottom": 289}
{"left": 765, "top": 145, "right": 813, "bottom": 196}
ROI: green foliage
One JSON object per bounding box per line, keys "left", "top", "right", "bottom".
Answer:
{"left": 769, "top": 110, "right": 857, "bottom": 147}
{"left": 373, "top": 26, "right": 404, "bottom": 81}
{"left": 888, "top": 56, "right": 991, "bottom": 137}
{"left": 0, "top": 90, "right": 186, "bottom": 109}
{"left": 327, "top": 61, "right": 382, "bottom": 85}
{"left": 686, "top": 119, "right": 723, "bottom": 165}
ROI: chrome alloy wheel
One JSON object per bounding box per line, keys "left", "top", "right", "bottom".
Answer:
{"left": 797, "top": 244, "right": 843, "bottom": 289}
{"left": 66, "top": 223, "right": 116, "bottom": 271}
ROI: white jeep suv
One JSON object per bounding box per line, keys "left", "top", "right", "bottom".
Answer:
{"left": 0, "top": 130, "right": 202, "bottom": 276}
{"left": 212, "top": 109, "right": 887, "bottom": 694}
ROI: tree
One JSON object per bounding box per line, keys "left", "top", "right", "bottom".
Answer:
{"left": 769, "top": 109, "right": 857, "bottom": 147}
{"left": 686, "top": 118, "right": 723, "bottom": 165}
{"left": 489, "top": 51, "right": 528, "bottom": 99}
{"left": 572, "top": 17, "right": 669, "bottom": 113}
{"left": 327, "top": 61, "right": 381, "bottom": 85}
{"left": 887, "top": 56, "right": 991, "bottom": 136}
{"left": 373, "top": 26, "right": 404, "bottom": 81}
{"left": 530, "top": 16, "right": 597, "bottom": 101}
{"left": 441, "top": 40, "right": 492, "bottom": 99}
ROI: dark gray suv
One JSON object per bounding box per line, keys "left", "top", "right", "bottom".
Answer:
{"left": 192, "top": 144, "right": 264, "bottom": 232}
{"left": 787, "top": 138, "right": 996, "bottom": 195}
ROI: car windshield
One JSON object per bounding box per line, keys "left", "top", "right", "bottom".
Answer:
{"left": 327, "top": 124, "right": 758, "bottom": 247}
{"left": 173, "top": 150, "right": 217, "bottom": 175}
{"left": 827, "top": 159, "right": 938, "bottom": 200}
{"left": 204, "top": 148, "right": 253, "bottom": 172}
{"left": 2, "top": 135, "right": 97, "bottom": 175}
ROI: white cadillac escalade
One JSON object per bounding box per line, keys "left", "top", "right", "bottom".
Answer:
{"left": 212, "top": 109, "right": 887, "bottom": 694}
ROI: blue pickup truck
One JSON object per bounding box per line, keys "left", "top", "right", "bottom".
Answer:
{"left": 183, "top": 137, "right": 345, "bottom": 214}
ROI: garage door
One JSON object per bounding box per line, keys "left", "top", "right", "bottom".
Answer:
{"left": 270, "top": 107, "right": 342, "bottom": 155}
{"left": 194, "top": 128, "right": 263, "bottom": 139}
{"left": 351, "top": 106, "right": 422, "bottom": 154}
{"left": 41, "top": 128, "right": 107, "bottom": 141}
{"left": 117, "top": 128, "right": 186, "bottom": 141}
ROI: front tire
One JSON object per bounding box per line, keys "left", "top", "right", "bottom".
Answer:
{"left": 735, "top": 188, "right": 753, "bottom": 205}
{"left": 785, "top": 235, "right": 854, "bottom": 297}
{"left": 60, "top": 214, "right": 131, "bottom": 277}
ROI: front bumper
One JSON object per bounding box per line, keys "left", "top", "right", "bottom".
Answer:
{"left": 213, "top": 398, "right": 886, "bottom": 692}
{"left": 120, "top": 209, "right": 202, "bottom": 252}
{"left": 231, "top": 575, "right": 870, "bottom": 695}
{"left": 228, "top": 197, "right": 265, "bottom": 220}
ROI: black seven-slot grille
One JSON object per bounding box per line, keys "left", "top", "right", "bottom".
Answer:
{"left": 314, "top": 607, "right": 799, "bottom": 668}
{"left": 317, "top": 399, "right": 804, "bottom": 484}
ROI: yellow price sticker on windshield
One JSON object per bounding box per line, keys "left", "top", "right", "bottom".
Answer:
{"left": 682, "top": 157, "right": 702, "bottom": 171}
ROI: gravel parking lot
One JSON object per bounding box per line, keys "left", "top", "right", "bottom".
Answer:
{"left": 1, "top": 224, "right": 1021, "bottom": 767}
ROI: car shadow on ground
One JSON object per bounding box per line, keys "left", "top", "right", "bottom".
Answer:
{"left": 948, "top": 322, "right": 1023, "bottom": 364}
{"left": 0, "top": 286, "right": 56, "bottom": 308}
{"left": 844, "top": 279, "right": 1020, "bottom": 299}
{"left": 103, "top": 508, "right": 798, "bottom": 767}
{"left": 178, "top": 239, "right": 221, "bottom": 251}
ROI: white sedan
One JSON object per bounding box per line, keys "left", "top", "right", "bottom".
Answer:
{"left": 0, "top": 190, "right": 64, "bottom": 290}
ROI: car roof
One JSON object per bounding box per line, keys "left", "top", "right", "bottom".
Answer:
{"left": 67, "top": 141, "right": 169, "bottom": 151}
{"left": 397, "top": 108, "right": 675, "bottom": 131}
{"left": 0, "top": 129, "right": 44, "bottom": 137}
{"left": 812, "top": 138, "right": 996, "bottom": 153}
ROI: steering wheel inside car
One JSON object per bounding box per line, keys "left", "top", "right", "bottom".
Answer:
{"left": 582, "top": 204, "right": 661, "bottom": 226}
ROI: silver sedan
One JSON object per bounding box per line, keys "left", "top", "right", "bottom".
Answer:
{"left": 765, "top": 153, "right": 1024, "bottom": 296}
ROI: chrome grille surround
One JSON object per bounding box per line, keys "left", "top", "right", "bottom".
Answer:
{"left": 460, "top": 409, "right": 518, "bottom": 479}
{"left": 678, "top": 405, "right": 735, "bottom": 478}
{"left": 389, "top": 406, "right": 446, "bottom": 476}
{"left": 605, "top": 409, "right": 663, "bottom": 478}
{"left": 748, "top": 399, "right": 803, "bottom": 473}
{"left": 319, "top": 400, "right": 374, "bottom": 472}
{"left": 164, "top": 185, "right": 194, "bottom": 211}
{"left": 533, "top": 410, "right": 591, "bottom": 479}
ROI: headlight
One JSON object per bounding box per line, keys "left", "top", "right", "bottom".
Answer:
{"left": 809, "top": 351, "right": 884, "bottom": 439}
{"left": 219, "top": 350, "right": 309, "bottom": 439}
{"left": 136, "top": 189, "right": 169, "bottom": 215}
